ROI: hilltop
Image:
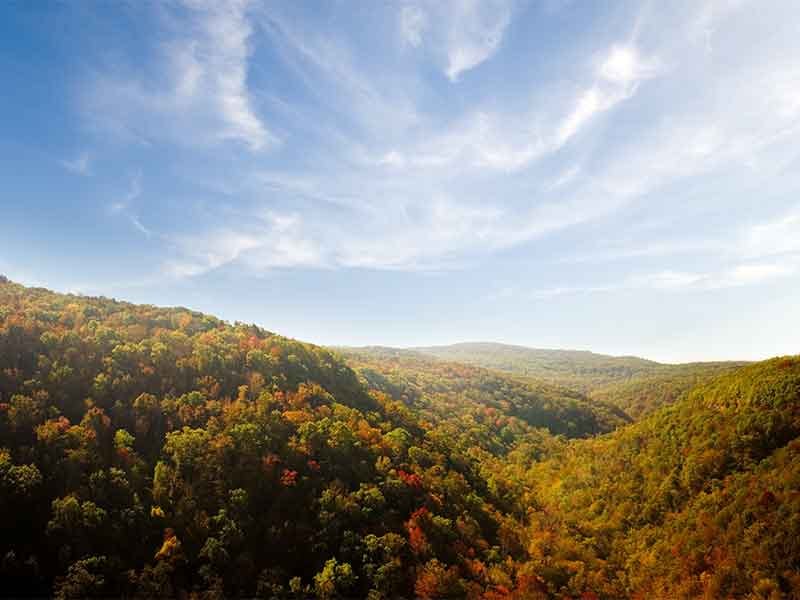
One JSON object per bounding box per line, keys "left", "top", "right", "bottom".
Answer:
{"left": 514, "top": 357, "right": 800, "bottom": 597}
{"left": 340, "top": 346, "right": 630, "bottom": 441}
{"left": 413, "top": 341, "right": 745, "bottom": 418}
{"left": 413, "top": 342, "right": 660, "bottom": 390}
{"left": 0, "top": 278, "right": 797, "bottom": 599}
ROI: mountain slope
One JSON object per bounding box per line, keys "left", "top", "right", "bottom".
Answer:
{"left": 415, "top": 341, "right": 744, "bottom": 417}
{"left": 1, "top": 278, "right": 796, "bottom": 599}
{"left": 341, "top": 346, "right": 630, "bottom": 444}
{"left": 0, "top": 279, "right": 547, "bottom": 598}
{"left": 512, "top": 357, "right": 800, "bottom": 598}
{"left": 588, "top": 361, "right": 747, "bottom": 419}
{"left": 414, "top": 342, "right": 659, "bottom": 391}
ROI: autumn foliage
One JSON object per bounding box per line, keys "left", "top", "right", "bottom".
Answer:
{"left": 0, "top": 278, "right": 798, "bottom": 598}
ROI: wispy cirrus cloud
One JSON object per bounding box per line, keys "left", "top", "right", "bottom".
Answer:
{"left": 259, "top": 5, "right": 419, "bottom": 141}
{"left": 162, "top": 211, "right": 323, "bottom": 278}
{"left": 744, "top": 211, "right": 800, "bottom": 259}
{"left": 399, "top": 0, "right": 514, "bottom": 81}
{"left": 108, "top": 173, "right": 153, "bottom": 237}
{"left": 400, "top": 5, "right": 427, "bottom": 49}
{"left": 60, "top": 152, "right": 92, "bottom": 176}
{"left": 529, "top": 261, "right": 796, "bottom": 299}
{"left": 529, "top": 206, "right": 800, "bottom": 298}
{"left": 372, "top": 110, "right": 546, "bottom": 172}
{"left": 556, "top": 43, "right": 661, "bottom": 146}
{"left": 69, "top": 0, "right": 800, "bottom": 284}
{"left": 86, "top": 0, "right": 274, "bottom": 151}
{"left": 442, "top": 0, "right": 513, "bottom": 81}
{"left": 598, "top": 44, "right": 660, "bottom": 86}
{"left": 369, "top": 39, "right": 662, "bottom": 175}
{"left": 9, "top": 0, "right": 800, "bottom": 362}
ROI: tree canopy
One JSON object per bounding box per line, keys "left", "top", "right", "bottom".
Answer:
{"left": 0, "top": 278, "right": 797, "bottom": 599}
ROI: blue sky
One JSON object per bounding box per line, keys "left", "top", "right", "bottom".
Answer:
{"left": 2, "top": 0, "right": 800, "bottom": 362}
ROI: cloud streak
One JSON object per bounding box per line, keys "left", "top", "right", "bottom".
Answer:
{"left": 65, "top": 0, "right": 800, "bottom": 286}
{"left": 86, "top": 0, "right": 274, "bottom": 151}
{"left": 399, "top": 0, "right": 514, "bottom": 81}
{"left": 60, "top": 152, "right": 92, "bottom": 176}
{"left": 108, "top": 174, "right": 153, "bottom": 237}
{"left": 556, "top": 43, "right": 661, "bottom": 146}
{"left": 530, "top": 261, "right": 797, "bottom": 299}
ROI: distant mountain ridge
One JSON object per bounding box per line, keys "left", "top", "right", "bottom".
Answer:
{"left": 1, "top": 277, "right": 796, "bottom": 599}
{"left": 519, "top": 355, "right": 800, "bottom": 597}
{"left": 408, "top": 341, "right": 746, "bottom": 418}
{"left": 343, "top": 342, "right": 660, "bottom": 390}
{"left": 412, "top": 341, "right": 708, "bottom": 386}
{"left": 340, "top": 345, "right": 631, "bottom": 441}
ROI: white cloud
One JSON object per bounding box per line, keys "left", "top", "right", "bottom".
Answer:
{"left": 164, "top": 231, "right": 262, "bottom": 278}
{"left": 636, "top": 270, "right": 707, "bottom": 289}
{"left": 376, "top": 150, "right": 408, "bottom": 168}
{"left": 335, "top": 195, "right": 504, "bottom": 269}
{"left": 553, "top": 208, "right": 800, "bottom": 281}
{"left": 598, "top": 45, "right": 659, "bottom": 85}
{"left": 191, "top": 0, "right": 271, "bottom": 149}
{"left": 371, "top": 110, "right": 546, "bottom": 173}
{"left": 362, "top": 42, "right": 656, "bottom": 177}
{"left": 530, "top": 260, "right": 796, "bottom": 299}
{"left": 400, "top": 5, "right": 427, "bottom": 48}
{"left": 556, "top": 43, "right": 660, "bottom": 146}
{"left": 75, "top": 0, "right": 800, "bottom": 280}
{"left": 444, "top": 0, "right": 512, "bottom": 81}
{"left": 546, "top": 166, "right": 581, "bottom": 190}
{"left": 400, "top": 0, "right": 513, "bottom": 81}
{"left": 87, "top": 0, "right": 274, "bottom": 151}
{"left": 587, "top": 63, "right": 800, "bottom": 203}
{"left": 745, "top": 212, "right": 800, "bottom": 258}
{"left": 558, "top": 239, "right": 729, "bottom": 265}
{"left": 248, "top": 4, "right": 800, "bottom": 273}
{"left": 556, "top": 88, "right": 603, "bottom": 146}
{"left": 129, "top": 216, "right": 153, "bottom": 238}
{"left": 163, "top": 211, "right": 323, "bottom": 279}
{"left": 720, "top": 263, "right": 795, "bottom": 286}
{"left": 108, "top": 174, "right": 152, "bottom": 237}
{"left": 420, "top": 111, "right": 544, "bottom": 171}
{"left": 260, "top": 6, "right": 419, "bottom": 139}
{"left": 245, "top": 212, "right": 324, "bottom": 268}
{"left": 530, "top": 284, "right": 618, "bottom": 299}
{"left": 61, "top": 152, "right": 91, "bottom": 176}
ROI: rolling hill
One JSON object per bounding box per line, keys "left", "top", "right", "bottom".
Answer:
{"left": 0, "top": 278, "right": 797, "bottom": 599}
{"left": 0, "top": 279, "right": 540, "bottom": 597}
{"left": 414, "top": 342, "right": 745, "bottom": 418}
{"left": 413, "top": 342, "right": 661, "bottom": 390}
{"left": 513, "top": 357, "right": 800, "bottom": 598}
{"left": 340, "top": 346, "right": 631, "bottom": 443}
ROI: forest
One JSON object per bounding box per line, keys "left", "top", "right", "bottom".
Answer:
{"left": 1, "top": 276, "right": 798, "bottom": 599}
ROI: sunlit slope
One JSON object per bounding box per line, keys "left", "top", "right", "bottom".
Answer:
{"left": 0, "top": 279, "right": 545, "bottom": 598}
{"left": 415, "top": 341, "right": 744, "bottom": 417}
{"left": 341, "top": 346, "right": 631, "bottom": 442}
{"left": 588, "top": 361, "right": 746, "bottom": 419}
{"left": 415, "top": 342, "right": 658, "bottom": 390}
{"left": 1, "top": 278, "right": 794, "bottom": 599}
{"left": 522, "top": 357, "right": 800, "bottom": 598}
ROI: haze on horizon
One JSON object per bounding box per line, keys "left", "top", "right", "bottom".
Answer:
{"left": 2, "top": 1, "right": 800, "bottom": 363}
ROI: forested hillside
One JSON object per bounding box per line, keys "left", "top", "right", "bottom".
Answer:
{"left": 340, "top": 347, "right": 630, "bottom": 444}
{"left": 0, "top": 279, "right": 546, "bottom": 598}
{"left": 503, "top": 357, "right": 800, "bottom": 598}
{"left": 1, "top": 278, "right": 798, "bottom": 599}
{"left": 416, "top": 342, "right": 744, "bottom": 418}
{"left": 414, "top": 342, "right": 660, "bottom": 391}
{"left": 588, "top": 362, "right": 747, "bottom": 419}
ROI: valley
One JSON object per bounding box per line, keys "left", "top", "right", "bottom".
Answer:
{"left": 1, "top": 278, "right": 797, "bottom": 598}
